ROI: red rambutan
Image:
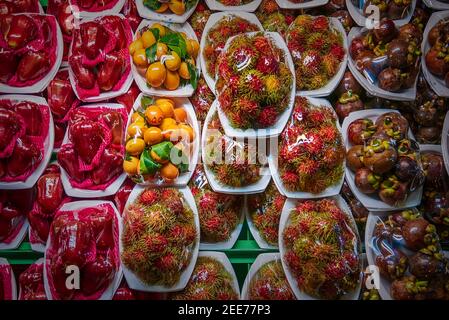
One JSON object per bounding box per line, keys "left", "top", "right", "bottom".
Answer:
{"left": 155, "top": 253, "right": 175, "bottom": 271}
{"left": 282, "top": 171, "right": 299, "bottom": 186}
{"left": 257, "top": 106, "right": 278, "bottom": 127}
{"left": 139, "top": 190, "right": 158, "bottom": 205}
{"left": 330, "top": 44, "right": 345, "bottom": 61}
{"left": 256, "top": 55, "right": 279, "bottom": 74}
{"left": 253, "top": 36, "right": 272, "bottom": 53}
{"left": 312, "top": 16, "right": 329, "bottom": 32}
{"left": 305, "top": 133, "right": 323, "bottom": 155}
{"left": 145, "top": 234, "right": 168, "bottom": 253}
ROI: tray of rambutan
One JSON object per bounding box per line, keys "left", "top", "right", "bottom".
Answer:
{"left": 275, "top": 0, "right": 328, "bottom": 9}
{"left": 170, "top": 251, "right": 240, "bottom": 300}
{"left": 189, "top": 165, "right": 245, "bottom": 250}
{"left": 241, "top": 253, "right": 295, "bottom": 300}
{"left": 136, "top": 0, "right": 199, "bottom": 24}
{"left": 246, "top": 180, "right": 286, "bottom": 249}
{"left": 255, "top": 1, "right": 296, "bottom": 39}
{"left": 43, "top": 200, "right": 123, "bottom": 300}
{"left": 268, "top": 96, "right": 346, "bottom": 199}
{"left": 202, "top": 100, "right": 271, "bottom": 194}
{"left": 18, "top": 258, "right": 47, "bottom": 300}
{"left": 279, "top": 196, "right": 362, "bottom": 300}
{"left": 286, "top": 15, "right": 348, "bottom": 97}
{"left": 200, "top": 11, "right": 262, "bottom": 93}
{"left": 215, "top": 31, "right": 295, "bottom": 138}
{"left": 0, "top": 258, "right": 16, "bottom": 300}
{"left": 205, "top": 0, "right": 262, "bottom": 11}
{"left": 69, "top": 0, "right": 126, "bottom": 18}
{"left": 120, "top": 186, "right": 200, "bottom": 292}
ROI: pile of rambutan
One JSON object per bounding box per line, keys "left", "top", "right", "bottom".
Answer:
{"left": 204, "top": 14, "right": 260, "bottom": 79}
{"left": 247, "top": 181, "right": 286, "bottom": 246}
{"left": 286, "top": 15, "right": 345, "bottom": 91}
{"left": 188, "top": 2, "right": 212, "bottom": 39}
{"left": 204, "top": 113, "right": 265, "bottom": 187}
{"left": 190, "top": 77, "right": 215, "bottom": 122}
{"left": 278, "top": 96, "right": 345, "bottom": 194}
{"left": 216, "top": 32, "right": 293, "bottom": 129}
{"left": 256, "top": 0, "right": 296, "bottom": 38}
{"left": 189, "top": 165, "right": 243, "bottom": 242}
{"left": 121, "top": 188, "right": 197, "bottom": 287}
{"left": 282, "top": 198, "right": 361, "bottom": 299}
{"left": 170, "top": 256, "right": 239, "bottom": 300}
{"left": 248, "top": 259, "right": 295, "bottom": 300}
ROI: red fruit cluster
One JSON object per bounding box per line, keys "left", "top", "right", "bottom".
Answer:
{"left": 19, "top": 262, "right": 47, "bottom": 300}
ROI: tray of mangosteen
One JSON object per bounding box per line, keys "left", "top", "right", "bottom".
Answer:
{"left": 366, "top": 208, "right": 449, "bottom": 300}
{"left": 342, "top": 109, "right": 425, "bottom": 211}
{"left": 348, "top": 19, "right": 422, "bottom": 101}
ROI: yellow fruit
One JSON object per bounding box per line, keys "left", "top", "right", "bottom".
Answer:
{"left": 160, "top": 118, "right": 177, "bottom": 131}
{"left": 169, "top": 0, "right": 186, "bottom": 15}
{"left": 189, "top": 39, "right": 200, "bottom": 58}
{"left": 162, "top": 124, "right": 179, "bottom": 141}
{"left": 185, "top": 40, "right": 193, "bottom": 57}
{"left": 155, "top": 3, "right": 168, "bottom": 13}
{"left": 164, "top": 51, "right": 181, "bottom": 71}
{"left": 178, "top": 62, "right": 190, "bottom": 80}
{"left": 156, "top": 43, "right": 168, "bottom": 60}
{"left": 151, "top": 23, "right": 166, "bottom": 37}
{"left": 141, "top": 30, "right": 156, "bottom": 48}
{"left": 185, "top": 57, "right": 195, "bottom": 67}
{"left": 160, "top": 162, "right": 179, "bottom": 181}
{"left": 131, "top": 112, "right": 145, "bottom": 123}
{"left": 173, "top": 108, "right": 187, "bottom": 123}
{"left": 158, "top": 102, "right": 174, "bottom": 118}
{"left": 150, "top": 149, "right": 169, "bottom": 164}
{"left": 133, "top": 49, "right": 148, "bottom": 67}
{"left": 155, "top": 98, "right": 175, "bottom": 109}
{"left": 145, "top": 105, "right": 164, "bottom": 126}
{"left": 123, "top": 156, "right": 139, "bottom": 175}
{"left": 126, "top": 138, "right": 145, "bottom": 156}
{"left": 164, "top": 70, "right": 180, "bottom": 91}
{"left": 129, "top": 39, "right": 143, "bottom": 55}
{"left": 146, "top": 62, "right": 166, "bottom": 88}
{"left": 178, "top": 124, "right": 194, "bottom": 142}
{"left": 144, "top": 127, "right": 163, "bottom": 145}
{"left": 127, "top": 122, "right": 147, "bottom": 138}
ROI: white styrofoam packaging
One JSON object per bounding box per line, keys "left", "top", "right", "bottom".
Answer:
{"left": 59, "top": 103, "right": 127, "bottom": 198}
{"left": 125, "top": 94, "right": 200, "bottom": 187}
{"left": 132, "top": 19, "right": 201, "bottom": 98}
{"left": 422, "top": 0, "right": 449, "bottom": 10}
{"left": 268, "top": 97, "right": 345, "bottom": 199}
{"left": 245, "top": 195, "right": 278, "bottom": 250}
{"left": 136, "top": 0, "right": 198, "bottom": 24}
{"left": 200, "top": 11, "right": 263, "bottom": 93}
{"left": 442, "top": 111, "right": 449, "bottom": 176}
{"left": 279, "top": 195, "right": 362, "bottom": 300}
{"left": 0, "top": 14, "right": 63, "bottom": 94}
{"left": 120, "top": 185, "right": 200, "bottom": 292}
{"left": 347, "top": 27, "right": 418, "bottom": 101}
{"left": 67, "top": 14, "right": 133, "bottom": 103}
{"left": 291, "top": 17, "right": 349, "bottom": 98}
{"left": 18, "top": 258, "right": 45, "bottom": 300}
{"left": 205, "top": 0, "right": 262, "bottom": 12}
{"left": 68, "top": 0, "right": 126, "bottom": 19}
{"left": 43, "top": 200, "right": 123, "bottom": 300}
{"left": 342, "top": 109, "right": 424, "bottom": 211}
{"left": 0, "top": 95, "right": 54, "bottom": 190}
{"left": 202, "top": 101, "right": 271, "bottom": 195}
{"left": 346, "top": 0, "right": 416, "bottom": 27}
{"left": 216, "top": 32, "right": 296, "bottom": 139}
{"left": 0, "top": 258, "right": 17, "bottom": 300}
{"left": 421, "top": 10, "right": 449, "bottom": 98}
{"left": 275, "top": 0, "right": 329, "bottom": 9}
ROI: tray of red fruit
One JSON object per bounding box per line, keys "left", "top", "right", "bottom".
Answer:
{"left": 18, "top": 258, "right": 47, "bottom": 300}
{"left": 0, "top": 0, "right": 44, "bottom": 14}
{"left": 69, "top": 0, "right": 126, "bottom": 18}
{"left": 0, "top": 258, "right": 17, "bottom": 301}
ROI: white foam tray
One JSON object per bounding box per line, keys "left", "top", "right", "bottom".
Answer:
{"left": 68, "top": 0, "right": 126, "bottom": 19}
{"left": 136, "top": 0, "right": 198, "bottom": 24}
{"left": 205, "top": 0, "right": 262, "bottom": 12}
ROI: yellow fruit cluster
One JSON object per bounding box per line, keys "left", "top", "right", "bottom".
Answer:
{"left": 123, "top": 97, "right": 195, "bottom": 182}
{"left": 129, "top": 23, "right": 200, "bottom": 91}
{"left": 153, "top": 0, "right": 187, "bottom": 16}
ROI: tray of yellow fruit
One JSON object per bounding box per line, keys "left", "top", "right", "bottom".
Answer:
{"left": 136, "top": 0, "right": 199, "bottom": 26}
{"left": 123, "top": 94, "right": 200, "bottom": 187}
{"left": 130, "top": 20, "right": 201, "bottom": 97}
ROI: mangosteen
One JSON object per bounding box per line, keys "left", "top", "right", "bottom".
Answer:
{"left": 347, "top": 118, "right": 376, "bottom": 145}
{"left": 387, "top": 39, "right": 409, "bottom": 69}
{"left": 355, "top": 168, "right": 382, "bottom": 194}
{"left": 423, "top": 191, "right": 449, "bottom": 225}
{"left": 378, "top": 67, "right": 403, "bottom": 92}
{"left": 414, "top": 102, "right": 439, "bottom": 127}
{"left": 350, "top": 36, "right": 366, "bottom": 60}
{"left": 375, "top": 249, "right": 408, "bottom": 280}
{"left": 390, "top": 277, "right": 417, "bottom": 300}
{"left": 346, "top": 145, "right": 365, "bottom": 172}
{"left": 363, "top": 0, "right": 388, "bottom": 19}
{"left": 416, "top": 126, "right": 440, "bottom": 144}
{"left": 375, "top": 112, "right": 409, "bottom": 142}
{"left": 362, "top": 139, "right": 398, "bottom": 175}
{"left": 330, "top": 10, "right": 353, "bottom": 33}
{"left": 399, "top": 23, "right": 422, "bottom": 43}
{"left": 387, "top": 0, "right": 410, "bottom": 20}
{"left": 421, "top": 151, "right": 448, "bottom": 188}
{"left": 395, "top": 156, "right": 420, "bottom": 183}
{"left": 373, "top": 19, "right": 398, "bottom": 43}
{"left": 409, "top": 252, "right": 447, "bottom": 278}
{"left": 428, "top": 25, "right": 441, "bottom": 47}
{"left": 336, "top": 71, "right": 363, "bottom": 96}
{"left": 335, "top": 92, "right": 364, "bottom": 121}
{"left": 425, "top": 49, "right": 449, "bottom": 77}
{"left": 378, "top": 174, "right": 408, "bottom": 206}
{"left": 355, "top": 50, "right": 376, "bottom": 72}
{"left": 324, "top": 0, "right": 345, "bottom": 11}
{"left": 402, "top": 218, "right": 437, "bottom": 250}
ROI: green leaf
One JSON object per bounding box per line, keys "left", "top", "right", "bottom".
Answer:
{"left": 141, "top": 96, "right": 154, "bottom": 109}
{"left": 185, "top": 0, "right": 198, "bottom": 11}
{"left": 160, "top": 33, "right": 187, "bottom": 59}
{"left": 149, "top": 28, "right": 160, "bottom": 41}
{"left": 145, "top": 43, "right": 158, "bottom": 64}
{"left": 143, "top": 0, "right": 162, "bottom": 10}
{"left": 187, "top": 62, "right": 198, "bottom": 90}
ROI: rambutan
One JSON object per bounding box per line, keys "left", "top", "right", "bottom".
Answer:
{"left": 330, "top": 43, "right": 345, "bottom": 61}
{"left": 228, "top": 75, "right": 240, "bottom": 92}
{"left": 240, "top": 69, "right": 264, "bottom": 94}
{"left": 308, "top": 73, "right": 328, "bottom": 90}
{"left": 322, "top": 54, "right": 340, "bottom": 78}
{"left": 281, "top": 171, "right": 299, "bottom": 187}
{"left": 304, "top": 133, "right": 323, "bottom": 155}
{"left": 144, "top": 233, "right": 168, "bottom": 253}
{"left": 319, "top": 126, "right": 338, "bottom": 142}
{"left": 293, "top": 15, "right": 313, "bottom": 30}
{"left": 155, "top": 253, "right": 175, "bottom": 271}
{"left": 257, "top": 106, "right": 278, "bottom": 127}
{"left": 229, "top": 46, "right": 258, "bottom": 72}
{"left": 233, "top": 98, "right": 259, "bottom": 119}
{"left": 312, "top": 16, "right": 329, "bottom": 32}
{"left": 300, "top": 50, "right": 321, "bottom": 77}
{"left": 256, "top": 55, "right": 279, "bottom": 74}
{"left": 139, "top": 190, "right": 158, "bottom": 205}
{"left": 260, "top": 0, "right": 279, "bottom": 14}
{"left": 253, "top": 36, "right": 272, "bottom": 53}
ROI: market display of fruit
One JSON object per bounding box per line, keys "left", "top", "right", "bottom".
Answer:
{"left": 130, "top": 21, "right": 200, "bottom": 93}
{"left": 367, "top": 209, "right": 449, "bottom": 300}
{"left": 0, "top": 13, "right": 61, "bottom": 91}
{"left": 121, "top": 187, "right": 198, "bottom": 289}
{"left": 0, "top": 258, "right": 15, "bottom": 300}
{"left": 286, "top": 15, "right": 347, "bottom": 92}
{"left": 124, "top": 95, "right": 197, "bottom": 185}
{"left": 189, "top": 165, "right": 243, "bottom": 245}
{"left": 69, "top": 15, "right": 132, "bottom": 101}
{"left": 44, "top": 201, "right": 121, "bottom": 300}
{"left": 18, "top": 259, "right": 47, "bottom": 300}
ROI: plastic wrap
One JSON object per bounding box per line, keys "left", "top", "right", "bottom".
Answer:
{"left": 189, "top": 164, "right": 243, "bottom": 248}
{"left": 190, "top": 76, "right": 215, "bottom": 122}
{"left": 0, "top": 13, "right": 61, "bottom": 91}
{"left": 247, "top": 180, "right": 286, "bottom": 247}
{"left": 286, "top": 15, "right": 347, "bottom": 93}
{"left": 58, "top": 104, "right": 127, "bottom": 193}
{"left": 124, "top": 95, "right": 199, "bottom": 187}
{"left": 349, "top": 0, "right": 414, "bottom": 21}
{"left": 113, "top": 179, "right": 135, "bottom": 216}
{"left": 273, "top": 96, "right": 345, "bottom": 196}
{"left": 18, "top": 258, "right": 47, "bottom": 300}
{"left": 120, "top": 187, "right": 199, "bottom": 291}
{"left": 44, "top": 201, "right": 122, "bottom": 300}
{"left": 0, "top": 0, "right": 41, "bottom": 13}
{"left": 332, "top": 70, "right": 366, "bottom": 122}
{"left": 70, "top": 0, "right": 125, "bottom": 15}
{"left": 215, "top": 31, "right": 294, "bottom": 131}
{"left": 188, "top": 1, "right": 212, "bottom": 39}
{"left": 280, "top": 197, "right": 362, "bottom": 299}
{"left": 68, "top": 14, "right": 132, "bottom": 101}
{"left": 344, "top": 110, "right": 425, "bottom": 208}
{"left": 0, "top": 258, "right": 16, "bottom": 300}
{"left": 170, "top": 252, "right": 239, "bottom": 300}
{"left": 255, "top": 0, "right": 296, "bottom": 38}
{"left": 46, "top": 0, "right": 74, "bottom": 63}
{"left": 341, "top": 180, "right": 369, "bottom": 239}
{"left": 28, "top": 163, "right": 71, "bottom": 252}
{"left": 366, "top": 209, "right": 449, "bottom": 300}
{"left": 120, "top": 0, "right": 142, "bottom": 33}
